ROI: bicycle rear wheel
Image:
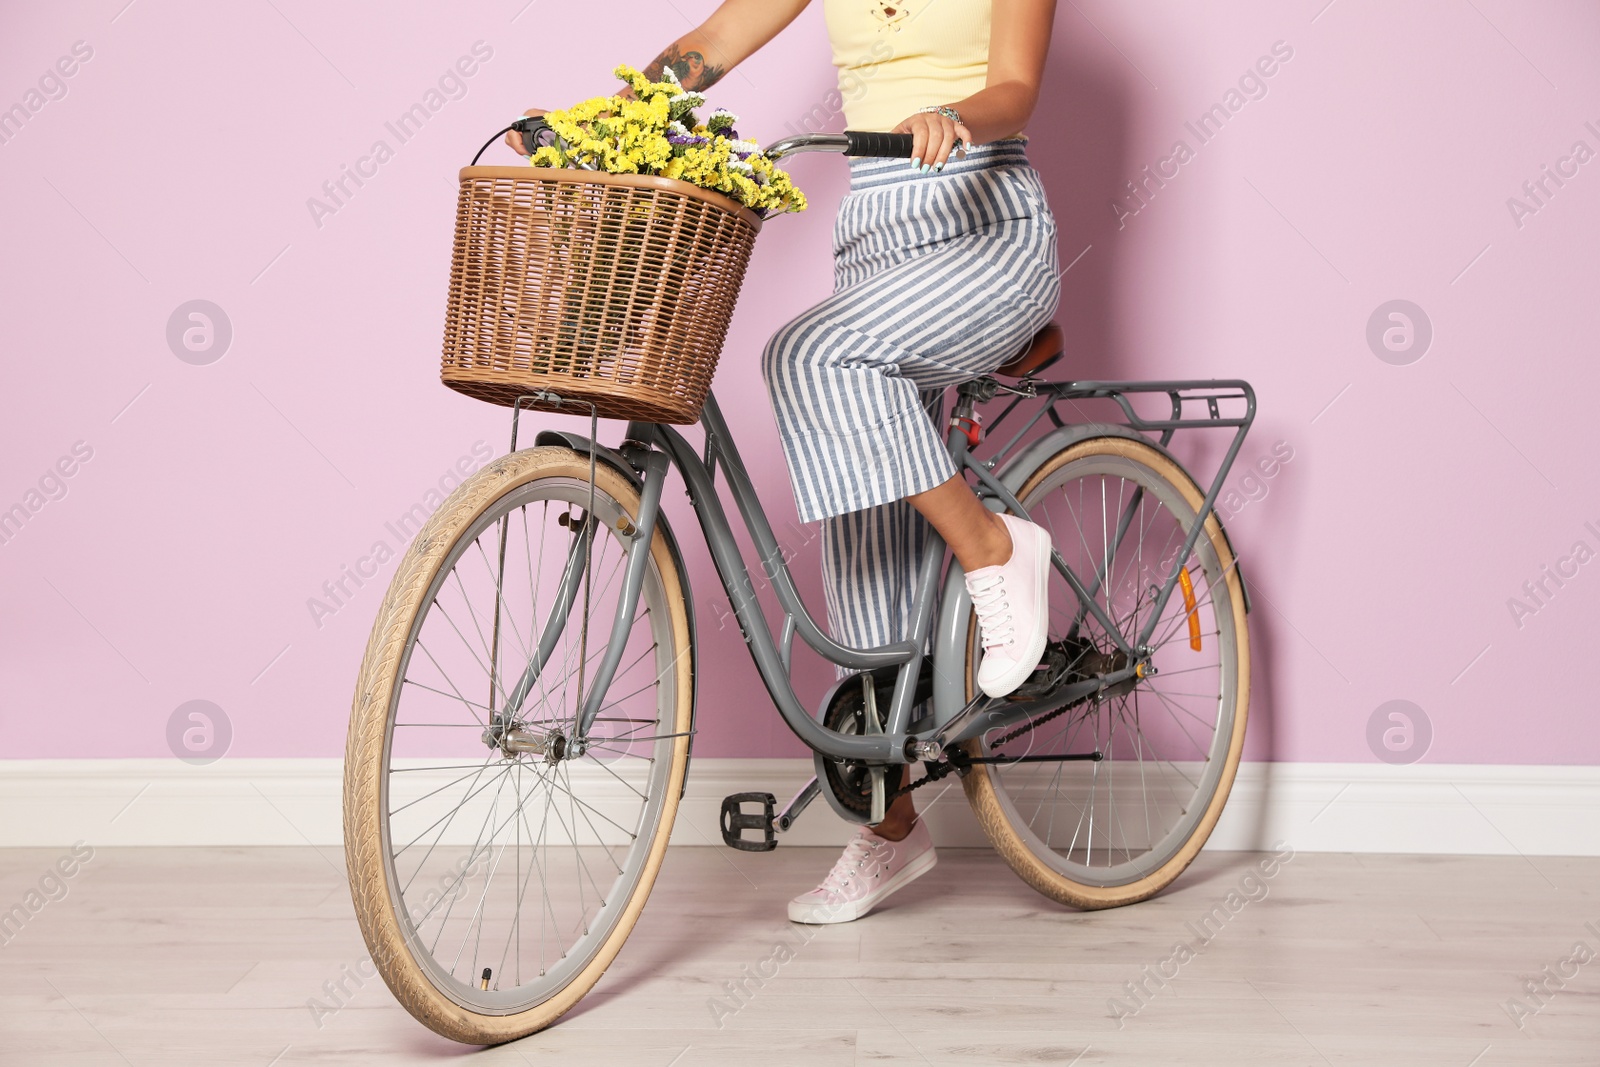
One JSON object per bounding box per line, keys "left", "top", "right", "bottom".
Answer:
{"left": 960, "top": 434, "right": 1249, "bottom": 909}
{"left": 344, "top": 446, "right": 693, "bottom": 1043}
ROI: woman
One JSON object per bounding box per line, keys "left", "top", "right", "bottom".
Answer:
{"left": 516, "top": 0, "right": 1061, "bottom": 925}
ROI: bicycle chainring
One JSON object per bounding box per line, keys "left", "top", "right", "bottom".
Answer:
{"left": 820, "top": 682, "right": 904, "bottom": 819}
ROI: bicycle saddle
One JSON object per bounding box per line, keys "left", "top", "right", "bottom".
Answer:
{"left": 995, "top": 322, "right": 1063, "bottom": 378}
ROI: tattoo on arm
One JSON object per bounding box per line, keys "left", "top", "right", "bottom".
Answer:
{"left": 642, "top": 43, "right": 727, "bottom": 91}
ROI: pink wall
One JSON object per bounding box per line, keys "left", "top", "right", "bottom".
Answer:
{"left": 2, "top": 0, "right": 1598, "bottom": 764}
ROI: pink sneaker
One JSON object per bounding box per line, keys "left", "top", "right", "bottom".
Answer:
{"left": 787, "top": 818, "right": 937, "bottom": 924}
{"left": 964, "top": 513, "right": 1052, "bottom": 698}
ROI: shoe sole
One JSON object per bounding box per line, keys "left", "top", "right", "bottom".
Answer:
{"left": 977, "top": 521, "right": 1052, "bottom": 698}
{"left": 787, "top": 847, "right": 938, "bottom": 925}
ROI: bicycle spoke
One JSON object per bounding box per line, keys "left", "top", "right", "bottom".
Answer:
{"left": 974, "top": 441, "right": 1242, "bottom": 890}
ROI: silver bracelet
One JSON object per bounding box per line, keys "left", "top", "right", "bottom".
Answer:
{"left": 917, "top": 105, "right": 963, "bottom": 125}
{"left": 917, "top": 105, "right": 969, "bottom": 158}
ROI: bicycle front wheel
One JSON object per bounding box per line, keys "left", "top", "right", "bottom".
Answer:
{"left": 344, "top": 446, "right": 693, "bottom": 1044}
{"left": 960, "top": 434, "right": 1249, "bottom": 909}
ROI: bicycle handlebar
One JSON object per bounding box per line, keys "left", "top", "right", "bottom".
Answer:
{"left": 761, "top": 131, "right": 916, "bottom": 161}
{"left": 845, "top": 130, "right": 917, "bottom": 158}
{"left": 479, "top": 117, "right": 917, "bottom": 166}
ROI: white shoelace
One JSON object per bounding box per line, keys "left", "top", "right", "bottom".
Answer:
{"left": 816, "top": 833, "right": 893, "bottom": 896}
{"left": 967, "top": 572, "right": 1015, "bottom": 650}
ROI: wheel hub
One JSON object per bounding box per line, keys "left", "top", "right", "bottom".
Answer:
{"left": 483, "top": 718, "right": 580, "bottom": 762}
{"left": 1008, "top": 636, "right": 1133, "bottom": 702}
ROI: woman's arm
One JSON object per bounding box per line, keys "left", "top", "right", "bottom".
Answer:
{"left": 509, "top": 0, "right": 811, "bottom": 151}
{"left": 893, "top": 0, "right": 1057, "bottom": 170}
{"left": 639, "top": 0, "right": 812, "bottom": 92}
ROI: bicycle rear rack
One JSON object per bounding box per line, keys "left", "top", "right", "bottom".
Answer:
{"left": 966, "top": 376, "right": 1255, "bottom": 458}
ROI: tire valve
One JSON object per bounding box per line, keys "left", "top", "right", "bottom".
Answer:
{"left": 481, "top": 967, "right": 492, "bottom": 990}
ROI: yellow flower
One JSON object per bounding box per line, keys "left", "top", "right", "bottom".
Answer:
{"left": 524, "top": 64, "right": 805, "bottom": 214}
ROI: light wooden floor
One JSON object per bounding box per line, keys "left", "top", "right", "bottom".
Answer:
{"left": 1, "top": 845, "right": 1596, "bottom": 1065}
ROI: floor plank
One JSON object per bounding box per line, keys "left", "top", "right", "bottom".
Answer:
{"left": 0, "top": 846, "right": 1596, "bottom": 1065}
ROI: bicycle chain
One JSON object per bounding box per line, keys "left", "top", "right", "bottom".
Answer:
{"left": 990, "top": 689, "right": 1092, "bottom": 748}
{"left": 889, "top": 756, "right": 961, "bottom": 800}
{"left": 888, "top": 679, "right": 1097, "bottom": 800}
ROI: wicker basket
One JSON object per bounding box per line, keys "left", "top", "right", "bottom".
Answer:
{"left": 441, "top": 166, "right": 763, "bottom": 424}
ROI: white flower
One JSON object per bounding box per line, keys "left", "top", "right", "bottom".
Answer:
{"left": 728, "top": 139, "right": 759, "bottom": 156}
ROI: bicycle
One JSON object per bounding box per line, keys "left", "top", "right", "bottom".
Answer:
{"left": 342, "top": 125, "right": 1254, "bottom": 1044}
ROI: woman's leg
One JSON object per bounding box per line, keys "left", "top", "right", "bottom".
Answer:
{"left": 867, "top": 463, "right": 1023, "bottom": 839}
{"left": 818, "top": 486, "right": 932, "bottom": 844}
{"left": 906, "top": 475, "right": 1012, "bottom": 573}
{"left": 787, "top": 489, "right": 941, "bottom": 923}
{"left": 872, "top": 792, "right": 920, "bottom": 841}
{"left": 771, "top": 150, "right": 1062, "bottom": 920}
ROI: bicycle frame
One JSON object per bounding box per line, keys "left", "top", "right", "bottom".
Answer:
{"left": 498, "top": 371, "right": 1254, "bottom": 768}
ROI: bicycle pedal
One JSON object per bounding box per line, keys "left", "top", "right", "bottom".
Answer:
{"left": 1005, "top": 640, "right": 1080, "bottom": 701}
{"left": 719, "top": 792, "right": 777, "bottom": 852}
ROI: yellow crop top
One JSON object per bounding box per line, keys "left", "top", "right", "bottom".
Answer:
{"left": 822, "top": 0, "right": 996, "bottom": 133}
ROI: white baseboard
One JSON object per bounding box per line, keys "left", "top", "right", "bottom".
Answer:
{"left": 1, "top": 758, "right": 1597, "bottom": 855}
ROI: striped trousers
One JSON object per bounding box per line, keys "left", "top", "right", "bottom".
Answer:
{"left": 760, "top": 140, "right": 1060, "bottom": 667}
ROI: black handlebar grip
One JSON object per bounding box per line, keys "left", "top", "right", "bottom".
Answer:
{"left": 844, "top": 130, "right": 916, "bottom": 158}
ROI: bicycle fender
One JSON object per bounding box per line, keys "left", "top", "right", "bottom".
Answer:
{"left": 531, "top": 431, "right": 700, "bottom": 794}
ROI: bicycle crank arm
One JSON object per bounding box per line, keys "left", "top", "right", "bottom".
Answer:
{"left": 774, "top": 776, "right": 820, "bottom": 833}
{"left": 722, "top": 776, "right": 826, "bottom": 846}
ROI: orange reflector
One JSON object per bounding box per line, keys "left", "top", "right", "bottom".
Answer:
{"left": 1178, "top": 566, "right": 1202, "bottom": 651}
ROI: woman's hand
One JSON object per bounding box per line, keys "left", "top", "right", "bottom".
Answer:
{"left": 892, "top": 110, "right": 976, "bottom": 173}
{"left": 505, "top": 108, "right": 548, "bottom": 155}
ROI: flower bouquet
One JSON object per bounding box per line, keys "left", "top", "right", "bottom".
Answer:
{"left": 526, "top": 64, "right": 806, "bottom": 217}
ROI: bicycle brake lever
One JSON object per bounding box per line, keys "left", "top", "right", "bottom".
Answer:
{"left": 510, "top": 116, "right": 552, "bottom": 155}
